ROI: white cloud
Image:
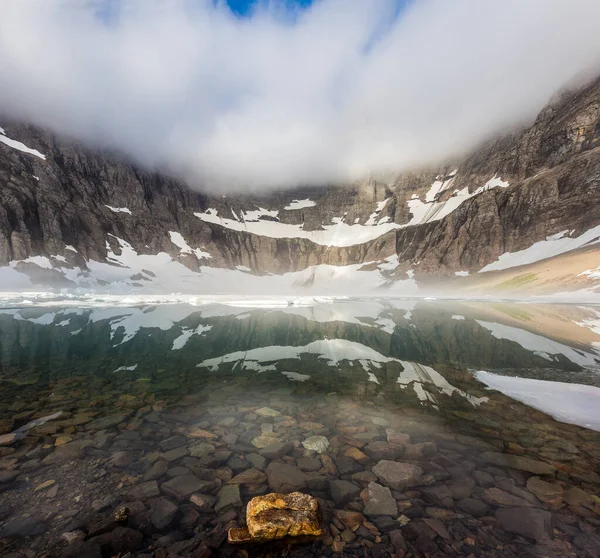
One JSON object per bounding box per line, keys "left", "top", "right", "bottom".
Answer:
{"left": 1, "top": 0, "right": 599, "bottom": 191}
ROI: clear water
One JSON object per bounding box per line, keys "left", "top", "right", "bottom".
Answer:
{"left": 0, "top": 299, "right": 599, "bottom": 557}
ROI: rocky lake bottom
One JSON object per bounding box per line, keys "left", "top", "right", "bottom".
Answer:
{"left": 0, "top": 298, "right": 599, "bottom": 557}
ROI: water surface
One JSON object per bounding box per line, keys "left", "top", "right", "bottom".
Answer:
{"left": 1, "top": 299, "right": 599, "bottom": 557}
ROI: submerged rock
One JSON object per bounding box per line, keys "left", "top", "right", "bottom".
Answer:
{"left": 301, "top": 435, "right": 330, "bottom": 454}
{"left": 228, "top": 492, "right": 322, "bottom": 543}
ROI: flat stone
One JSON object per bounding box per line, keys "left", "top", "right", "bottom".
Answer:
{"left": 256, "top": 407, "right": 281, "bottom": 418}
{"left": 372, "top": 460, "right": 423, "bottom": 490}
{"left": 480, "top": 452, "right": 556, "bottom": 475}
{"left": 159, "top": 435, "right": 187, "bottom": 451}
{"left": 526, "top": 477, "right": 564, "bottom": 503}
{"left": 259, "top": 442, "right": 293, "bottom": 459}
{"left": 151, "top": 497, "right": 178, "bottom": 530}
{"left": 252, "top": 435, "right": 280, "bottom": 449}
{"left": 403, "top": 442, "right": 437, "bottom": 461}
{"left": 386, "top": 430, "right": 411, "bottom": 446}
{"left": 364, "top": 482, "right": 398, "bottom": 516}
{"left": 484, "top": 487, "right": 533, "bottom": 507}
{"left": 423, "top": 518, "right": 450, "bottom": 540}
{"left": 162, "top": 474, "right": 212, "bottom": 500}
{"left": 496, "top": 507, "right": 552, "bottom": 542}
{"left": 128, "top": 480, "right": 160, "bottom": 501}
{"left": 301, "top": 435, "right": 330, "bottom": 454}
{"left": 143, "top": 460, "right": 169, "bottom": 481}
{"left": 421, "top": 485, "right": 454, "bottom": 507}
{"left": 457, "top": 498, "right": 488, "bottom": 517}
{"left": 329, "top": 480, "right": 361, "bottom": 506}
{"left": 297, "top": 457, "right": 322, "bottom": 472}
{"left": 161, "top": 446, "right": 189, "bottom": 462}
{"left": 344, "top": 447, "right": 369, "bottom": 463}
{"left": 188, "top": 442, "right": 215, "bottom": 458}
{"left": 228, "top": 468, "right": 267, "bottom": 485}
{"left": 1, "top": 515, "right": 47, "bottom": 537}
{"left": 85, "top": 412, "right": 131, "bottom": 431}
{"left": 472, "top": 470, "right": 495, "bottom": 487}
{"left": 335, "top": 456, "right": 363, "bottom": 475}
{"left": 246, "top": 453, "right": 268, "bottom": 471}
{"left": 0, "top": 470, "right": 19, "bottom": 483}
{"left": 188, "top": 495, "right": 214, "bottom": 518}
{"left": 364, "top": 441, "right": 404, "bottom": 461}
{"left": 0, "top": 433, "right": 18, "bottom": 446}
{"left": 564, "top": 486, "right": 594, "bottom": 507}
{"left": 266, "top": 463, "right": 307, "bottom": 493}
{"left": 188, "top": 428, "right": 218, "bottom": 439}
{"left": 215, "top": 484, "right": 242, "bottom": 513}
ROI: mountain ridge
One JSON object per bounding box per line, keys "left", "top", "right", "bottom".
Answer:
{"left": 1, "top": 77, "right": 599, "bottom": 297}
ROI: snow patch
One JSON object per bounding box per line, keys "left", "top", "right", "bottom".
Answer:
{"left": 455, "top": 271, "right": 469, "bottom": 277}
{"left": 451, "top": 315, "right": 465, "bottom": 320}
{"left": 169, "top": 231, "right": 212, "bottom": 260}
{"left": 105, "top": 205, "right": 132, "bottom": 215}
{"left": 284, "top": 199, "right": 316, "bottom": 210}
{"left": 113, "top": 364, "right": 138, "bottom": 373}
{"left": 480, "top": 225, "right": 600, "bottom": 272}
{"left": 0, "top": 133, "right": 46, "bottom": 160}
{"left": 476, "top": 371, "right": 600, "bottom": 431}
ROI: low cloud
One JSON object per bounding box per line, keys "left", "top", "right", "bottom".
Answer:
{"left": 1, "top": 0, "right": 600, "bottom": 191}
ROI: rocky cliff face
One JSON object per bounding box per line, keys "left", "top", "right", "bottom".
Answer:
{"left": 0, "top": 77, "right": 599, "bottom": 296}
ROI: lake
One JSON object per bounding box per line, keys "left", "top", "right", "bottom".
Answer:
{"left": 1, "top": 298, "right": 599, "bottom": 557}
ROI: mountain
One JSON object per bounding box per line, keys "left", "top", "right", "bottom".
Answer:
{"left": 1, "top": 77, "right": 599, "bottom": 299}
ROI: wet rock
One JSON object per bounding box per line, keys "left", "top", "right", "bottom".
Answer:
{"left": 143, "top": 459, "right": 169, "bottom": 481}
{"left": 150, "top": 497, "right": 178, "bottom": 530}
{"left": 159, "top": 435, "right": 187, "bottom": 451}
{"left": 127, "top": 480, "right": 160, "bottom": 501}
{"left": 447, "top": 476, "right": 475, "bottom": 499}
{"left": 252, "top": 435, "right": 280, "bottom": 449}
{"left": 526, "top": 477, "right": 564, "bottom": 503}
{"left": 403, "top": 442, "right": 437, "bottom": 461}
{"left": 162, "top": 474, "right": 212, "bottom": 500}
{"left": 260, "top": 441, "right": 293, "bottom": 459}
{"left": 363, "top": 482, "right": 398, "bottom": 516}
{"left": 386, "top": 430, "right": 410, "bottom": 446}
{"left": 166, "top": 466, "right": 190, "bottom": 478}
{"left": 246, "top": 453, "right": 268, "bottom": 471}
{"left": 302, "top": 435, "right": 330, "bottom": 454}
{"left": 86, "top": 507, "right": 130, "bottom": 537}
{"left": 344, "top": 447, "right": 369, "bottom": 463}
{"left": 480, "top": 452, "right": 556, "bottom": 475}
{"left": 89, "top": 526, "right": 143, "bottom": 554}
{"left": 335, "top": 456, "right": 363, "bottom": 475}
{"left": 364, "top": 441, "right": 404, "bottom": 461}
{"left": 329, "top": 480, "right": 361, "bottom": 506}
{"left": 85, "top": 412, "right": 131, "bottom": 431}
{"left": 229, "top": 492, "right": 322, "bottom": 543}
{"left": 226, "top": 456, "right": 249, "bottom": 472}
{"left": 266, "top": 463, "right": 307, "bottom": 493}
{"left": 372, "top": 460, "right": 423, "bottom": 490}
{"left": 0, "top": 517, "right": 48, "bottom": 537}
{"left": 0, "top": 470, "right": 19, "bottom": 483}
{"left": 457, "top": 498, "right": 488, "bottom": 517}
{"left": 484, "top": 487, "right": 534, "bottom": 507}
{"left": 564, "top": 486, "right": 594, "bottom": 507}
{"left": 215, "top": 484, "right": 242, "bottom": 513}
{"left": 421, "top": 485, "right": 454, "bottom": 507}
{"left": 228, "top": 468, "right": 267, "bottom": 485}
{"left": 189, "top": 442, "right": 215, "bottom": 458}
{"left": 256, "top": 407, "right": 281, "bottom": 418}
{"left": 495, "top": 507, "right": 552, "bottom": 541}
{"left": 297, "top": 457, "right": 322, "bottom": 472}
{"left": 61, "top": 540, "right": 102, "bottom": 558}
{"left": 161, "top": 446, "right": 189, "bottom": 462}
{"left": 107, "top": 450, "right": 134, "bottom": 468}
{"left": 472, "top": 470, "right": 495, "bottom": 487}
{"left": 190, "top": 493, "right": 216, "bottom": 511}
{"left": 331, "top": 509, "right": 365, "bottom": 531}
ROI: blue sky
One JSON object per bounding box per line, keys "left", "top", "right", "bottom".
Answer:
{"left": 225, "top": 0, "right": 314, "bottom": 17}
